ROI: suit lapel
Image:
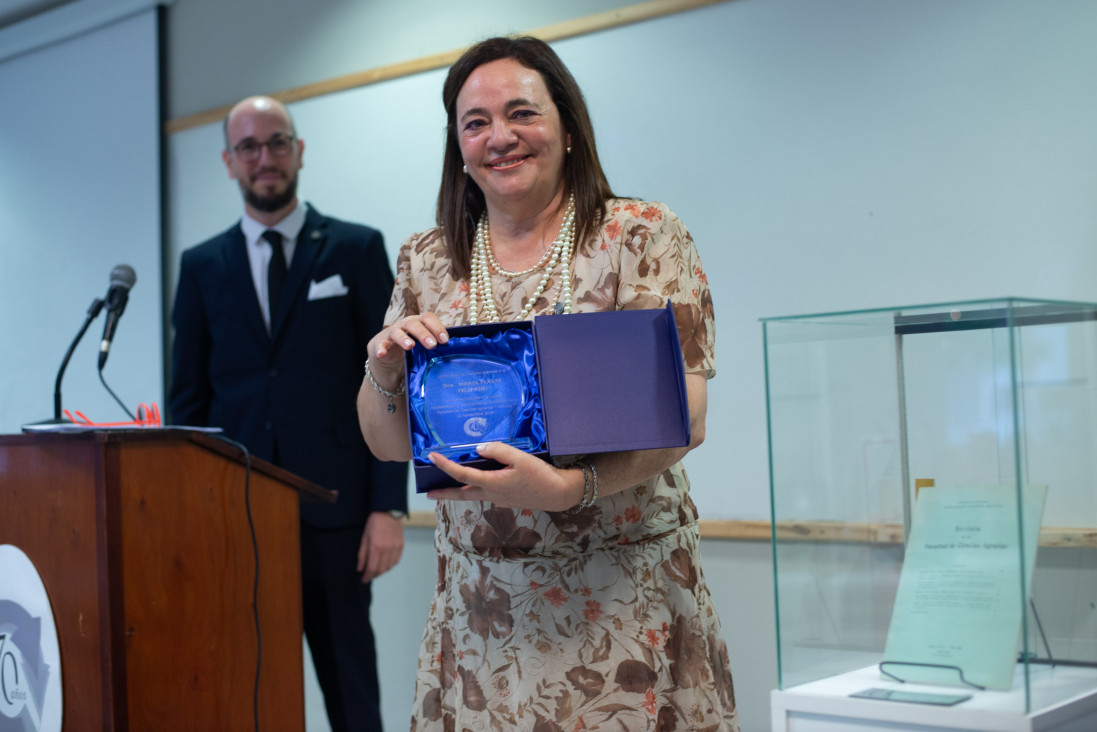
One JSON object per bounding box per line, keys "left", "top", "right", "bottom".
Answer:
{"left": 270, "top": 205, "right": 327, "bottom": 341}
{"left": 222, "top": 224, "right": 269, "bottom": 342}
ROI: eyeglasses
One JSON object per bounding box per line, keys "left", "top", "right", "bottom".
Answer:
{"left": 230, "top": 134, "right": 296, "bottom": 162}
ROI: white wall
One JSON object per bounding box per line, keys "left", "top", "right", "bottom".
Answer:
{"left": 167, "top": 0, "right": 1097, "bottom": 523}
{"left": 7, "top": 0, "right": 1097, "bottom": 730}
{"left": 165, "top": 2, "right": 1097, "bottom": 731}
{"left": 165, "top": 0, "right": 643, "bottom": 119}
{"left": 0, "top": 3, "right": 162, "bottom": 433}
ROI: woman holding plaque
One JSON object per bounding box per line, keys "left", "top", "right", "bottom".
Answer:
{"left": 358, "top": 36, "right": 738, "bottom": 731}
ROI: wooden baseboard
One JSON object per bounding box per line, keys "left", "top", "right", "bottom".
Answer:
{"left": 405, "top": 511, "right": 1097, "bottom": 548}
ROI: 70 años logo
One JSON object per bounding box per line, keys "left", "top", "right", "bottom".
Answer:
{"left": 0, "top": 546, "right": 61, "bottom": 732}
{"left": 0, "top": 627, "right": 39, "bottom": 724}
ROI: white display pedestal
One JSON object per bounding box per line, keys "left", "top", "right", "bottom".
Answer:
{"left": 771, "top": 665, "right": 1097, "bottom": 732}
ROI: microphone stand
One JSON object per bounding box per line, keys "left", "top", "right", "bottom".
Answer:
{"left": 25, "top": 297, "right": 104, "bottom": 427}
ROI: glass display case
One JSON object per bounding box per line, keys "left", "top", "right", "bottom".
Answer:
{"left": 763, "top": 298, "right": 1097, "bottom": 723}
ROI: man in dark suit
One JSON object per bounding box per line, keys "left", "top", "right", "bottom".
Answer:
{"left": 169, "top": 95, "right": 406, "bottom": 732}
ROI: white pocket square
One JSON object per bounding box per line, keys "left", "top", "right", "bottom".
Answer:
{"left": 308, "top": 274, "right": 349, "bottom": 300}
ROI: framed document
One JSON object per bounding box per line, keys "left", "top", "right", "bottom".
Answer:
{"left": 881, "top": 484, "right": 1047, "bottom": 690}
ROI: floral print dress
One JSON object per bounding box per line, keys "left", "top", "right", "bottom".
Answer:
{"left": 385, "top": 199, "right": 739, "bottom": 731}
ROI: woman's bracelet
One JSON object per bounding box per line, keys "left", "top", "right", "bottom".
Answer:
{"left": 363, "top": 358, "right": 406, "bottom": 414}
{"left": 564, "top": 464, "right": 590, "bottom": 515}
{"left": 564, "top": 459, "right": 598, "bottom": 514}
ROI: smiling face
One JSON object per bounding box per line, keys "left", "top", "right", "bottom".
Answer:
{"left": 455, "top": 58, "right": 570, "bottom": 218}
{"left": 221, "top": 97, "right": 304, "bottom": 224}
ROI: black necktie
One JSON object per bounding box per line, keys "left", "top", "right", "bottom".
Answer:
{"left": 265, "top": 230, "right": 286, "bottom": 321}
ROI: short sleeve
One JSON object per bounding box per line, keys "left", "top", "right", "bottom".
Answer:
{"left": 383, "top": 234, "right": 418, "bottom": 327}
{"left": 383, "top": 228, "right": 456, "bottom": 327}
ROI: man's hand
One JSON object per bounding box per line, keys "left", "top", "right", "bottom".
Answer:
{"left": 357, "top": 511, "right": 405, "bottom": 582}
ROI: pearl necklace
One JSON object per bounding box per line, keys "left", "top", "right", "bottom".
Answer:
{"left": 486, "top": 236, "right": 555, "bottom": 278}
{"left": 468, "top": 195, "right": 576, "bottom": 324}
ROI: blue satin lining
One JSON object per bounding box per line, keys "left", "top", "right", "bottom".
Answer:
{"left": 407, "top": 328, "right": 545, "bottom": 464}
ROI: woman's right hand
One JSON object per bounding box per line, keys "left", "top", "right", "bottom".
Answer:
{"left": 366, "top": 312, "right": 450, "bottom": 383}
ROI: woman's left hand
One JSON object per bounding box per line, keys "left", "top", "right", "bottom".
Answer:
{"left": 425, "top": 442, "right": 584, "bottom": 512}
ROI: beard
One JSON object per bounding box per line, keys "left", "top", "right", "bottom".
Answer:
{"left": 242, "top": 172, "right": 298, "bottom": 213}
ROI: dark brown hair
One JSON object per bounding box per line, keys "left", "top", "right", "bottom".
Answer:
{"left": 437, "top": 36, "right": 616, "bottom": 279}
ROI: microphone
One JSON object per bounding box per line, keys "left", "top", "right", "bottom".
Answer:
{"left": 98, "top": 264, "right": 137, "bottom": 370}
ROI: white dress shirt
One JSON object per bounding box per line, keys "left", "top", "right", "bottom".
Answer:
{"left": 240, "top": 202, "right": 306, "bottom": 332}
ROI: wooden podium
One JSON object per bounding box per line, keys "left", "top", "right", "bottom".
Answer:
{"left": 0, "top": 429, "right": 334, "bottom": 731}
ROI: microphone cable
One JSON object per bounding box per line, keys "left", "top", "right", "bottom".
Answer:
{"left": 207, "top": 433, "right": 262, "bottom": 732}
{"left": 96, "top": 368, "right": 137, "bottom": 422}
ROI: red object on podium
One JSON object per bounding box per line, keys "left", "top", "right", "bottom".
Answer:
{"left": 0, "top": 429, "right": 334, "bottom": 730}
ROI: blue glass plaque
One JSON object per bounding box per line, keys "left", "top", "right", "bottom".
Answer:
{"left": 414, "top": 354, "right": 533, "bottom": 458}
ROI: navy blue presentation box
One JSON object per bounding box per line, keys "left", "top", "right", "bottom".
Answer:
{"left": 406, "top": 303, "right": 690, "bottom": 492}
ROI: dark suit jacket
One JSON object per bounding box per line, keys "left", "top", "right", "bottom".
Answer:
{"left": 169, "top": 204, "right": 407, "bottom": 527}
